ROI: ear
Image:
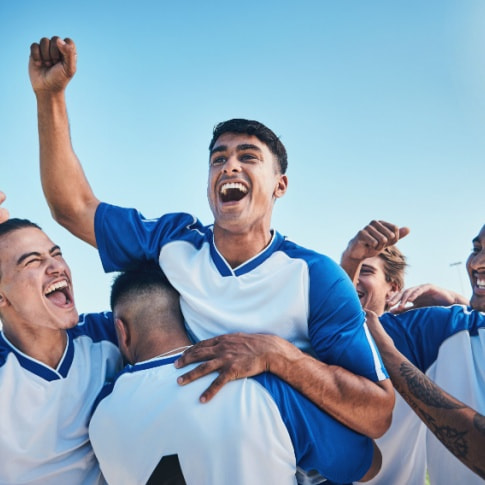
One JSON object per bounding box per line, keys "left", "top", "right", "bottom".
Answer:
{"left": 0, "top": 291, "right": 8, "bottom": 309}
{"left": 385, "top": 281, "right": 400, "bottom": 300}
{"left": 114, "top": 317, "right": 132, "bottom": 363}
{"left": 274, "top": 174, "right": 288, "bottom": 199}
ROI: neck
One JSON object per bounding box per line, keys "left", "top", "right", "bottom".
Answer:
{"left": 132, "top": 333, "right": 192, "bottom": 364}
{"left": 3, "top": 326, "right": 67, "bottom": 369}
{"left": 213, "top": 226, "right": 273, "bottom": 268}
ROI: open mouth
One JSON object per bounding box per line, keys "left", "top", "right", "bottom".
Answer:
{"left": 45, "top": 280, "right": 73, "bottom": 306}
{"left": 219, "top": 182, "right": 248, "bottom": 203}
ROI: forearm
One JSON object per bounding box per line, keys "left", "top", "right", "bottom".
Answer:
{"left": 36, "top": 91, "right": 99, "bottom": 245}
{"left": 340, "top": 251, "right": 363, "bottom": 284}
{"left": 267, "top": 343, "right": 394, "bottom": 439}
{"left": 380, "top": 346, "right": 485, "bottom": 479}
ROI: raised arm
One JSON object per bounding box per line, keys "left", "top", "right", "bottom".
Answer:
{"left": 366, "top": 311, "right": 485, "bottom": 479}
{"left": 29, "top": 36, "right": 99, "bottom": 246}
{"left": 175, "top": 333, "right": 395, "bottom": 439}
{"left": 341, "top": 220, "right": 410, "bottom": 283}
{"left": 0, "top": 192, "right": 9, "bottom": 223}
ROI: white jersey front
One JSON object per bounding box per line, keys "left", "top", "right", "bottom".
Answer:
{"left": 0, "top": 313, "right": 121, "bottom": 485}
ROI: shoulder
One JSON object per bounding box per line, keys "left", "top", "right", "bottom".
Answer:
{"left": 69, "top": 311, "right": 117, "bottom": 344}
{"left": 278, "top": 236, "right": 347, "bottom": 282}
{"left": 380, "top": 306, "right": 485, "bottom": 370}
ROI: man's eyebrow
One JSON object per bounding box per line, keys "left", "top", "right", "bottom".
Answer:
{"left": 472, "top": 237, "right": 480, "bottom": 245}
{"left": 49, "top": 245, "right": 61, "bottom": 254}
{"left": 210, "top": 145, "right": 227, "bottom": 156}
{"left": 16, "top": 245, "right": 61, "bottom": 265}
{"left": 236, "top": 143, "right": 262, "bottom": 152}
{"left": 17, "top": 251, "right": 41, "bottom": 266}
{"left": 210, "top": 144, "right": 263, "bottom": 156}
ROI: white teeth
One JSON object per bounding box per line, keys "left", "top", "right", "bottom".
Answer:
{"left": 476, "top": 277, "right": 485, "bottom": 288}
{"left": 45, "top": 280, "right": 68, "bottom": 295}
{"left": 220, "top": 182, "right": 248, "bottom": 195}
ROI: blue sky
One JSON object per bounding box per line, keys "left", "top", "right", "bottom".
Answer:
{"left": 1, "top": 0, "right": 484, "bottom": 312}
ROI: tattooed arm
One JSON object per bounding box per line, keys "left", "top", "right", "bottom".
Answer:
{"left": 366, "top": 311, "right": 485, "bottom": 479}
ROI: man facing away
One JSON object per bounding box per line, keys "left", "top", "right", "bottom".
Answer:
{"left": 89, "top": 268, "right": 382, "bottom": 485}
{"left": 29, "top": 37, "right": 394, "bottom": 446}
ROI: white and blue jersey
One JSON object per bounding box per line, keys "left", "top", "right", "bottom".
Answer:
{"left": 89, "top": 353, "right": 374, "bottom": 485}
{"left": 94, "top": 204, "right": 387, "bottom": 383}
{"left": 380, "top": 305, "right": 485, "bottom": 485}
{"left": 0, "top": 312, "right": 122, "bottom": 485}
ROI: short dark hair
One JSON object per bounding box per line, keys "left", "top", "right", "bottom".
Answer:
{"left": 379, "top": 246, "right": 407, "bottom": 291}
{"left": 110, "top": 265, "right": 176, "bottom": 311}
{"left": 209, "top": 119, "right": 288, "bottom": 174}
{"left": 0, "top": 219, "right": 43, "bottom": 280}
{"left": 0, "top": 218, "right": 41, "bottom": 240}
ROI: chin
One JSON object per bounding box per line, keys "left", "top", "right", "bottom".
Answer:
{"left": 471, "top": 296, "right": 485, "bottom": 312}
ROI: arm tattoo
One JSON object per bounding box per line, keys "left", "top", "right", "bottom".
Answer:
{"left": 400, "top": 362, "right": 463, "bottom": 409}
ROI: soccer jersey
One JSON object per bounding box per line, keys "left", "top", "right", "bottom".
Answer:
{"left": 89, "top": 352, "right": 374, "bottom": 485}
{"left": 357, "top": 393, "right": 426, "bottom": 485}
{"left": 94, "top": 204, "right": 387, "bottom": 383}
{"left": 380, "top": 306, "right": 485, "bottom": 485}
{"left": 0, "top": 312, "right": 122, "bottom": 485}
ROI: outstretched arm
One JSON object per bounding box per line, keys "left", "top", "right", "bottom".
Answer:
{"left": 0, "top": 191, "right": 9, "bottom": 223}
{"left": 366, "top": 311, "right": 485, "bottom": 479}
{"left": 341, "top": 220, "right": 410, "bottom": 283}
{"left": 175, "top": 333, "right": 395, "bottom": 439}
{"left": 388, "top": 283, "right": 469, "bottom": 313}
{"left": 29, "top": 36, "right": 99, "bottom": 246}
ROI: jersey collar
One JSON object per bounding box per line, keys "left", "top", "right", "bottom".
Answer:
{"left": 0, "top": 331, "right": 74, "bottom": 381}
{"left": 209, "top": 229, "right": 285, "bottom": 277}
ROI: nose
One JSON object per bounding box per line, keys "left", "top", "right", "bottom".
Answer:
{"left": 222, "top": 155, "right": 242, "bottom": 173}
{"left": 46, "top": 256, "right": 65, "bottom": 275}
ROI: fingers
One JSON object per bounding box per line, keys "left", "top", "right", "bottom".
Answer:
{"left": 364, "top": 220, "right": 401, "bottom": 250}
{"left": 176, "top": 360, "right": 236, "bottom": 403}
{"left": 176, "top": 360, "right": 219, "bottom": 385}
{"left": 388, "top": 286, "right": 425, "bottom": 313}
{"left": 30, "top": 36, "right": 77, "bottom": 75}
{"left": 174, "top": 338, "right": 220, "bottom": 368}
{"left": 0, "top": 191, "right": 8, "bottom": 223}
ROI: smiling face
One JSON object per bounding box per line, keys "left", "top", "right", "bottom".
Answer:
{"left": 0, "top": 227, "right": 78, "bottom": 336}
{"left": 356, "top": 256, "right": 398, "bottom": 315}
{"left": 207, "top": 133, "right": 288, "bottom": 236}
{"left": 467, "top": 225, "right": 485, "bottom": 311}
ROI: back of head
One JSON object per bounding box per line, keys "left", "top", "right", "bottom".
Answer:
{"left": 209, "top": 118, "right": 288, "bottom": 174}
{"left": 379, "top": 246, "right": 407, "bottom": 291}
{"left": 111, "top": 267, "right": 184, "bottom": 335}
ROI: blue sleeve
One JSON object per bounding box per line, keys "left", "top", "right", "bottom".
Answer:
{"left": 94, "top": 202, "right": 202, "bottom": 272}
{"left": 71, "top": 311, "right": 118, "bottom": 345}
{"left": 253, "top": 372, "right": 373, "bottom": 484}
{"left": 379, "top": 306, "right": 484, "bottom": 372}
{"left": 308, "top": 255, "right": 387, "bottom": 382}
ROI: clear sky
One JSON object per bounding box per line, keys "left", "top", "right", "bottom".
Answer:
{"left": 1, "top": 0, "right": 484, "bottom": 313}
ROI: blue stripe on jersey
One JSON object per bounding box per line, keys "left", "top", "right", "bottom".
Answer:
{"left": 379, "top": 306, "right": 485, "bottom": 372}
{"left": 70, "top": 311, "right": 117, "bottom": 345}
{"left": 0, "top": 312, "right": 116, "bottom": 380}
{"left": 95, "top": 205, "right": 207, "bottom": 272}
{"left": 253, "top": 372, "right": 372, "bottom": 484}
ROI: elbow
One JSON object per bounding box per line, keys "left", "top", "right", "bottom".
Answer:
{"left": 370, "top": 383, "right": 395, "bottom": 439}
